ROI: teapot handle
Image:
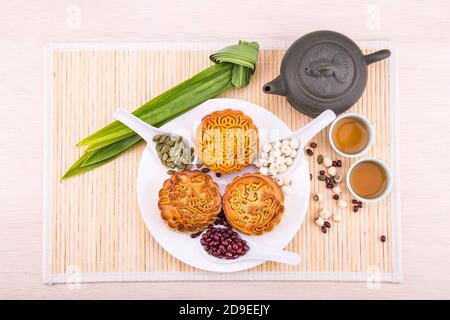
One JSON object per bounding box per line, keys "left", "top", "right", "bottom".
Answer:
{"left": 364, "top": 49, "right": 391, "bottom": 65}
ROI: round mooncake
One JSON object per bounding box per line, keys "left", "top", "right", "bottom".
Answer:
{"left": 195, "top": 109, "right": 259, "bottom": 174}
{"left": 223, "top": 173, "right": 285, "bottom": 235}
{"left": 158, "top": 170, "right": 222, "bottom": 234}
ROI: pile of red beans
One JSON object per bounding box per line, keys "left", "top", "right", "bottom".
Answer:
{"left": 200, "top": 225, "right": 250, "bottom": 259}
{"left": 191, "top": 211, "right": 250, "bottom": 260}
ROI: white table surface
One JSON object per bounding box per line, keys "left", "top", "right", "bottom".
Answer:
{"left": 1, "top": 0, "right": 450, "bottom": 299}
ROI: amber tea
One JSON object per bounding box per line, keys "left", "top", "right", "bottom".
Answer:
{"left": 349, "top": 160, "right": 388, "bottom": 199}
{"left": 332, "top": 116, "right": 369, "bottom": 155}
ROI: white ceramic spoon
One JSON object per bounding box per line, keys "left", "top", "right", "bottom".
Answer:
{"left": 196, "top": 229, "right": 301, "bottom": 265}
{"left": 114, "top": 108, "right": 197, "bottom": 164}
{"left": 256, "top": 109, "right": 336, "bottom": 177}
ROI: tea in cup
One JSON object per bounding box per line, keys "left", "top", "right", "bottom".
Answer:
{"left": 347, "top": 158, "right": 393, "bottom": 202}
{"left": 329, "top": 113, "right": 374, "bottom": 157}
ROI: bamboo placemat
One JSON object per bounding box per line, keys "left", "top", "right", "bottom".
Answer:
{"left": 43, "top": 42, "right": 402, "bottom": 283}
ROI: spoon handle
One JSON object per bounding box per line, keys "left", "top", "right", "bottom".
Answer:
{"left": 293, "top": 109, "right": 336, "bottom": 147}
{"left": 249, "top": 245, "right": 301, "bottom": 265}
{"left": 114, "top": 108, "right": 162, "bottom": 144}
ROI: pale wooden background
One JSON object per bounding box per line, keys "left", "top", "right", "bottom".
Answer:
{"left": 0, "top": 0, "right": 449, "bottom": 299}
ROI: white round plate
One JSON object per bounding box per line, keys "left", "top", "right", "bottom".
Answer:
{"left": 136, "top": 98, "right": 310, "bottom": 272}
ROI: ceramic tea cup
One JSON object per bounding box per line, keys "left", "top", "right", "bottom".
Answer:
{"left": 329, "top": 113, "right": 374, "bottom": 158}
{"left": 346, "top": 157, "right": 393, "bottom": 203}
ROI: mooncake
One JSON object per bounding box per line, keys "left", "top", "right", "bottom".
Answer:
{"left": 158, "top": 170, "right": 222, "bottom": 234}
{"left": 223, "top": 173, "right": 285, "bottom": 235}
{"left": 195, "top": 109, "right": 259, "bottom": 174}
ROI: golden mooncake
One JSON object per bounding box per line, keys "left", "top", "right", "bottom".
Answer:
{"left": 158, "top": 170, "right": 222, "bottom": 234}
{"left": 195, "top": 109, "right": 259, "bottom": 174}
{"left": 223, "top": 173, "right": 285, "bottom": 235}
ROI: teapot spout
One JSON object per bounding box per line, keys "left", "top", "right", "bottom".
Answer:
{"left": 263, "top": 75, "right": 286, "bottom": 96}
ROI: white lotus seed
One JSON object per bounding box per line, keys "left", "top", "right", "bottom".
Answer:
{"left": 290, "top": 150, "right": 298, "bottom": 158}
{"left": 327, "top": 166, "right": 337, "bottom": 176}
{"left": 333, "top": 213, "right": 342, "bottom": 222}
{"left": 259, "top": 166, "right": 269, "bottom": 175}
{"left": 281, "top": 139, "right": 290, "bottom": 147}
{"left": 290, "top": 138, "right": 300, "bottom": 149}
{"left": 281, "top": 146, "right": 292, "bottom": 156}
{"left": 276, "top": 178, "right": 284, "bottom": 186}
{"left": 338, "top": 199, "right": 348, "bottom": 208}
{"left": 285, "top": 157, "right": 294, "bottom": 166}
{"left": 273, "top": 149, "right": 282, "bottom": 158}
{"left": 272, "top": 140, "right": 281, "bottom": 149}
{"left": 276, "top": 156, "right": 286, "bottom": 165}
{"left": 269, "top": 163, "right": 279, "bottom": 173}
{"left": 278, "top": 164, "right": 288, "bottom": 173}
{"left": 262, "top": 144, "right": 272, "bottom": 153}
{"left": 315, "top": 217, "right": 324, "bottom": 227}
{"left": 332, "top": 186, "right": 342, "bottom": 195}
{"left": 323, "top": 157, "right": 333, "bottom": 167}
{"left": 319, "top": 208, "right": 331, "bottom": 219}
{"left": 258, "top": 158, "right": 268, "bottom": 166}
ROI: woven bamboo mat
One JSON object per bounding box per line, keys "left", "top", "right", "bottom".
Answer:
{"left": 43, "top": 43, "right": 402, "bottom": 283}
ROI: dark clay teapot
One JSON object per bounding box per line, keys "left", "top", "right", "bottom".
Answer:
{"left": 263, "top": 30, "right": 391, "bottom": 118}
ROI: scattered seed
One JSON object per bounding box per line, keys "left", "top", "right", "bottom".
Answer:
{"left": 201, "top": 167, "right": 210, "bottom": 173}
{"left": 314, "top": 193, "right": 324, "bottom": 202}
{"left": 380, "top": 235, "right": 387, "bottom": 242}
{"left": 306, "top": 149, "right": 314, "bottom": 156}
{"left": 196, "top": 163, "right": 203, "bottom": 168}
{"left": 319, "top": 170, "right": 325, "bottom": 175}
{"left": 352, "top": 199, "right": 358, "bottom": 204}
{"left": 190, "top": 231, "right": 202, "bottom": 238}
{"left": 358, "top": 202, "right": 363, "bottom": 208}
{"left": 336, "top": 160, "right": 342, "bottom": 167}
{"left": 310, "top": 142, "right": 318, "bottom": 148}
{"left": 315, "top": 217, "right": 325, "bottom": 227}
{"left": 309, "top": 173, "right": 313, "bottom": 180}
{"left": 323, "top": 157, "right": 333, "bottom": 167}
{"left": 326, "top": 183, "right": 334, "bottom": 189}
{"left": 317, "top": 154, "right": 324, "bottom": 165}
{"left": 332, "top": 160, "right": 337, "bottom": 167}
{"left": 324, "top": 221, "right": 331, "bottom": 228}
{"left": 215, "top": 172, "right": 222, "bottom": 177}
{"left": 353, "top": 206, "right": 359, "bottom": 212}
{"left": 321, "top": 226, "right": 328, "bottom": 233}
{"left": 167, "top": 169, "right": 175, "bottom": 175}
{"left": 318, "top": 175, "right": 327, "bottom": 181}
{"left": 333, "top": 194, "right": 339, "bottom": 200}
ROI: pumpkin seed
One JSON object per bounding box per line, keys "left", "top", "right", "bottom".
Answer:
{"left": 161, "top": 145, "right": 170, "bottom": 153}
{"left": 166, "top": 162, "right": 175, "bottom": 168}
{"left": 167, "top": 169, "right": 175, "bottom": 175}
{"left": 153, "top": 135, "right": 161, "bottom": 142}
{"left": 317, "top": 154, "right": 324, "bottom": 165}
{"left": 176, "top": 163, "right": 185, "bottom": 169}
{"left": 158, "top": 135, "right": 167, "bottom": 143}
{"left": 318, "top": 175, "right": 326, "bottom": 181}
{"left": 162, "top": 153, "right": 168, "bottom": 161}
